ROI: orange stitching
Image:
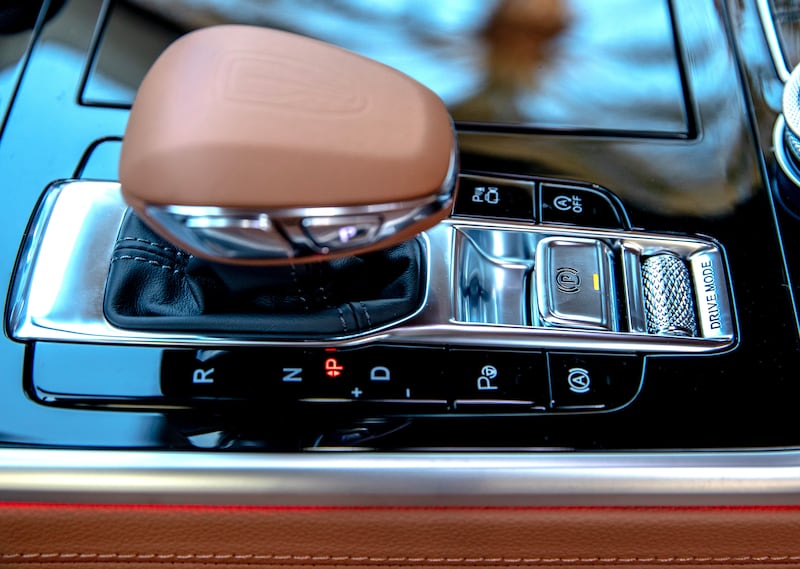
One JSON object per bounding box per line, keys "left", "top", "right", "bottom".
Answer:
{"left": 2, "top": 552, "right": 800, "bottom": 564}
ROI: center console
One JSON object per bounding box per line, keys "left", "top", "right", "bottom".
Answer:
{"left": 1, "top": 0, "right": 800, "bottom": 503}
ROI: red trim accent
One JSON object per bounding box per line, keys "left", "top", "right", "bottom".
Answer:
{"left": 1, "top": 502, "right": 799, "bottom": 513}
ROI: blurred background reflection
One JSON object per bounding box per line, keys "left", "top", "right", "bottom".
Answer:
{"left": 84, "top": 0, "right": 690, "bottom": 136}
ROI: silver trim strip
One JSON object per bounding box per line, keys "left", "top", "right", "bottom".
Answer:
{"left": 2, "top": 448, "right": 800, "bottom": 505}
{"left": 757, "top": 0, "right": 792, "bottom": 82}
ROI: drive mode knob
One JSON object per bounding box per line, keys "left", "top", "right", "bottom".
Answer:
{"left": 641, "top": 253, "right": 697, "bottom": 337}
{"left": 119, "top": 25, "right": 458, "bottom": 265}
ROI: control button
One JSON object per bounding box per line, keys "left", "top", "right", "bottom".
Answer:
{"left": 161, "top": 347, "right": 448, "bottom": 412}
{"left": 548, "top": 353, "right": 643, "bottom": 410}
{"left": 535, "top": 237, "right": 618, "bottom": 331}
{"left": 160, "top": 348, "right": 311, "bottom": 400}
{"left": 301, "top": 215, "right": 382, "bottom": 251}
{"left": 642, "top": 254, "right": 697, "bottom": 337}
{"left": 301, "top": 347, "right": 448, "bottom": 409}
{"left": 453, "top": 176, "right": 535, "bottom": 222}
{"left": 539, "top": 184, "right": 625, "bottom": 228}
{"left": 446, "top": 349, "right": 549, "bottom": 411}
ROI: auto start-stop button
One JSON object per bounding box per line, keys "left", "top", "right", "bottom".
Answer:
{"left": 539, "top": 184, "right": 625, "bottom": 229}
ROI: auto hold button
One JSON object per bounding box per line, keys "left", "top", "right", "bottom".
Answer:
{"left": 535, "top": 237, "right": 618, "bottom": 330}
{"left": 548, "top": 353, "right": 643, "bottom": 410}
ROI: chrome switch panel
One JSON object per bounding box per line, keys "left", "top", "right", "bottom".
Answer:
{"left": 7, "top": 175, "right": 736, "bottom": 357}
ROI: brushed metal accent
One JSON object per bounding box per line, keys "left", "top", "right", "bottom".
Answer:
{"left": 2, "top": 448, "right": 800, "bottom": 506}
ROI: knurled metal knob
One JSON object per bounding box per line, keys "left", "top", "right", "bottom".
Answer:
{"left": 641, "top": 253, "right": 697, "bottom": 337}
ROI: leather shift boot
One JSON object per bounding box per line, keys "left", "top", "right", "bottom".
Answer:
{"left": 104, "top": 213, "right": 425, "bottom": 337}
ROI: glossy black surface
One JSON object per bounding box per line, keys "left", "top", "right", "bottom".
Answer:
{"left": 0, "top": 0, "right": 798, "bottom": 451}
{"left": 88, "top": 0, "right": 691, "bottom": 135}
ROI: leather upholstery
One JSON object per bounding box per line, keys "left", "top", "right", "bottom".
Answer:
{"left": 3, "top": 503, "right": 800, "bottom": 568}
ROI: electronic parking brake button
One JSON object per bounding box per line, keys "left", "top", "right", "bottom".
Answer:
{"left": 535, "top": 237, "right": 618, "bottom": 331}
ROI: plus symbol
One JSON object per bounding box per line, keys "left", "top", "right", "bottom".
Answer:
{"left": 351, "top": 387, "right": 363, "bottom": 398}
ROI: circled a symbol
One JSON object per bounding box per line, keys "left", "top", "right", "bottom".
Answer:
{"left": 567, "top": 367, "right": 591, "bottom": 394}
{"left": 555, "top": 267, "right": 581, "bottom": 294}
{"left": 553, "top": 195, "right": 573, "bottom": 211}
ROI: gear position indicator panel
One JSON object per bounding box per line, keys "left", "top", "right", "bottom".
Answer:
{"left": 157, "top": 345, "right": 644, "bottom": 415}
{"left": 29, "top": 342, "right": 642, "bottom": 416}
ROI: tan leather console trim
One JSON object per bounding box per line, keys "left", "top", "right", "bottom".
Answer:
{"left": 3, "top": 504, "right": 800, "bottom": 568}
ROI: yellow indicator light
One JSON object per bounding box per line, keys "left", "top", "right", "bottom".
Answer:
{"left": 593, "top": 273, "right": 600, "bottom": 291}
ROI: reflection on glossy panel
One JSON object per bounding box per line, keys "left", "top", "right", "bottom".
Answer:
{"left": 88, "top": 0, "right": 688, "bottom": 133}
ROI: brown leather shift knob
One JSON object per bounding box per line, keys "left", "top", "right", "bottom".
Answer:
{"left": 119, "top": 25, "right": 457, "bottom": 265}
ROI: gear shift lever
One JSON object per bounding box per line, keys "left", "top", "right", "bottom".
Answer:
{"left": 106, "top": 25, "right": 455, "bottom": 336}
{"left": 119, "top": 25, "right": 458, "bottom": 265}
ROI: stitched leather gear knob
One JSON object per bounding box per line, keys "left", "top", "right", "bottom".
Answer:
{"left": 119, "top": 25, "right": 458, "bottom": 265}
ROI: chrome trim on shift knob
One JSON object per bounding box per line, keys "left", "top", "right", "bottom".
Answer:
{"left": 137, "top": 147, "right": 458, "bottom": 265}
